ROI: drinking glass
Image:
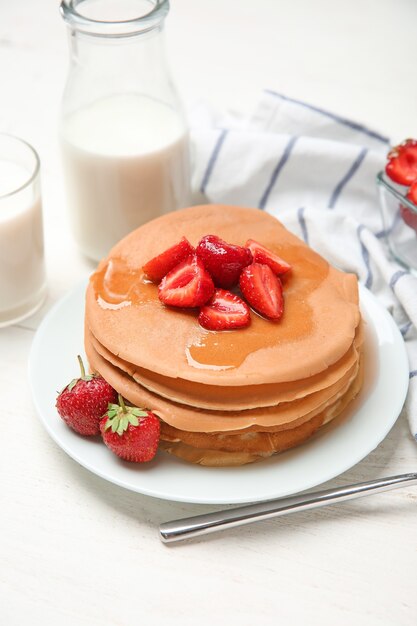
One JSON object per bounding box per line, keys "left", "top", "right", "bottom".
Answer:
{"left": 0, "top": 134, "right": 47, "bottom": 327}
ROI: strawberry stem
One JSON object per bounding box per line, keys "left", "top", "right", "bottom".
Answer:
{"left": 77, "top": 354, "right": 86, "bottom": 378}
{"left": 118, "top": 393, "right": 127, "bottom": 413}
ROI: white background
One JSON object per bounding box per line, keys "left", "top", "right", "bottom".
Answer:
{"left": 1, "top": 1, "right": 416, "bottom": 625}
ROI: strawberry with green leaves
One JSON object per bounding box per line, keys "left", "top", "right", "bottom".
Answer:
{"left": 100, "top": 394, "right": 160, "bottom": 462}
{"left": 56, "top": 355, "right": 118, "bottom": 436}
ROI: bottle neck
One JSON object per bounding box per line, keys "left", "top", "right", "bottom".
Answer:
{"left": 68, "top": 24, "right": 166, "bottom": 69}
{"left": 60, "top": 1, "right": 179, "bottom": 117}
{"left": 61, "top": 0, "right": 170, "bottom": 37}
{"left": 61, "top": 20, "right": 183, "bottom": 119}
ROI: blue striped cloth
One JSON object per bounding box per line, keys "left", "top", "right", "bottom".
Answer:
{"left": 191, "top": 90, "right": 417, "bottom": 439}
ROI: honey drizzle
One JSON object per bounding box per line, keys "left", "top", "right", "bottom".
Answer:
{"left": 91, "top": 242, "right": 329, "bottom": 370}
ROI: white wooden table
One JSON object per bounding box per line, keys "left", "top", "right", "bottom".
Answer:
{"left": 1, "top": 1, "right": 416, "bottom": 624}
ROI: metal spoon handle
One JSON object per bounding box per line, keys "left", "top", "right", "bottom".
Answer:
{"left": 159, "top": 473, "right": 417, "bottom": 543}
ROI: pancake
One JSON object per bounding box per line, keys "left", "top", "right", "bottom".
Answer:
{"left": 85, "top": 335, "right": 362, "bottom": 433}
{"left": 159, "top": 359, "right": 362, "bottom": 452}
{"left": 86, "top": 205, "right": 360, "bottom": 385}
{"left": 87, "top": 322, "right": 363, "bottom": 411}
{"left": 158, "top": 443, "right": 264, "bottom": 466}
{"left": 158, "top": 411, "right": 325, "bottom": 463}
{"left": 159, "top": 360, "right": 364, "bottom": 466}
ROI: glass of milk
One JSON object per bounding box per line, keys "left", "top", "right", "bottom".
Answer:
{"left": 59, "top": 0, "right": 191, "bottom": 262}
{"left": 0, "top": 134, "right": 47, "bottom": 327}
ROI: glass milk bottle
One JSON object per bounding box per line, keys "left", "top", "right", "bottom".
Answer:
{"left": 59, "top": 0, "right": 191, "bottom": 261}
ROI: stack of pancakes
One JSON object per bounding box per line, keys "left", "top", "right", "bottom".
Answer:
{"left": 85, "top": 205, "right": 363, "bottom": 466}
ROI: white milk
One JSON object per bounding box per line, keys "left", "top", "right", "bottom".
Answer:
{"left": 0, "top": 160, "right": 46, "bottom": 326}
{"left": 61, "top": 94, "right": 191, "bottom": 261}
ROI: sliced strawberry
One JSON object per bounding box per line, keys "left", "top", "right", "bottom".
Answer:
{"left": 158, "top": 254, "right": 214, "bottom": 308}
{"left": 245, "top": 239, "right": 291, "bottom": 276}
{"left": 239, "top": 263, "right": 284, "bottom": 321}
{"left": 386, "top": 139, "right": 417, "bottom": 185}
{"left": 198, "top": 289, "right": 251, "bottom": 331}
{"left": 400, "top": 182, "right": 417, "bottom": 233}
{"left": 196, "top": 235, "right": 253, "bottom": 289}
{"left": 143, "top": 237, "right": 195, "bottom": 283}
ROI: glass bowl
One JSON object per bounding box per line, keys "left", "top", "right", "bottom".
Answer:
{"left": 376, "top": 171, "right": 417, "bottom": 273}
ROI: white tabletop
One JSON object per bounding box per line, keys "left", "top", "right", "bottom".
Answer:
{"left": 1, "top": 1, "right": 416, "bottom": 625}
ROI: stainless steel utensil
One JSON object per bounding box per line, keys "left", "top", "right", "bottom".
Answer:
{"left": 159, "top": 473, "right": 417, "bottom": 544}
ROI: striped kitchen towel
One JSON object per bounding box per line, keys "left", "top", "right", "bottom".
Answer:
{"left": 191, "top": 89, "right": 417, "bottom": 439}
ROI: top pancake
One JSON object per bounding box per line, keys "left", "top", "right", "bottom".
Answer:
{"left": 86, "top": 205, "right": 360, "bottom": 385}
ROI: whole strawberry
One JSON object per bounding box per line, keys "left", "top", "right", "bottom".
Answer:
{"left": 56, "top": 355, "right": 118, "bottom": 436}
{"left": 100, "top": 395, "right": 160, "bottom": 462}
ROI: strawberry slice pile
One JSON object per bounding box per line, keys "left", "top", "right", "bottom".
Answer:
{"left": 143, "top": 234, "right": 292, "bottom": 330}
{"left": 385, "top": 139, "right": 417, "bottom": 234}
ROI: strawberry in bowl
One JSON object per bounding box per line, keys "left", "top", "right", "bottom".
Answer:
{"left": 377, "top": 138, "right": 417, "bottom": 271}
{"left": 386, "top": 139, "right": 417, "bottom": 186}
{"left": 402, "top": 181, "right": 417, "bottom": 233}
{"left": 384, "top": 139, "right": 417, "bottom": 235}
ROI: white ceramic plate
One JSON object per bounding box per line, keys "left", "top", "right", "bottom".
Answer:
{"left": 29, "top": 281, "right": 409, "bottom": 505}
